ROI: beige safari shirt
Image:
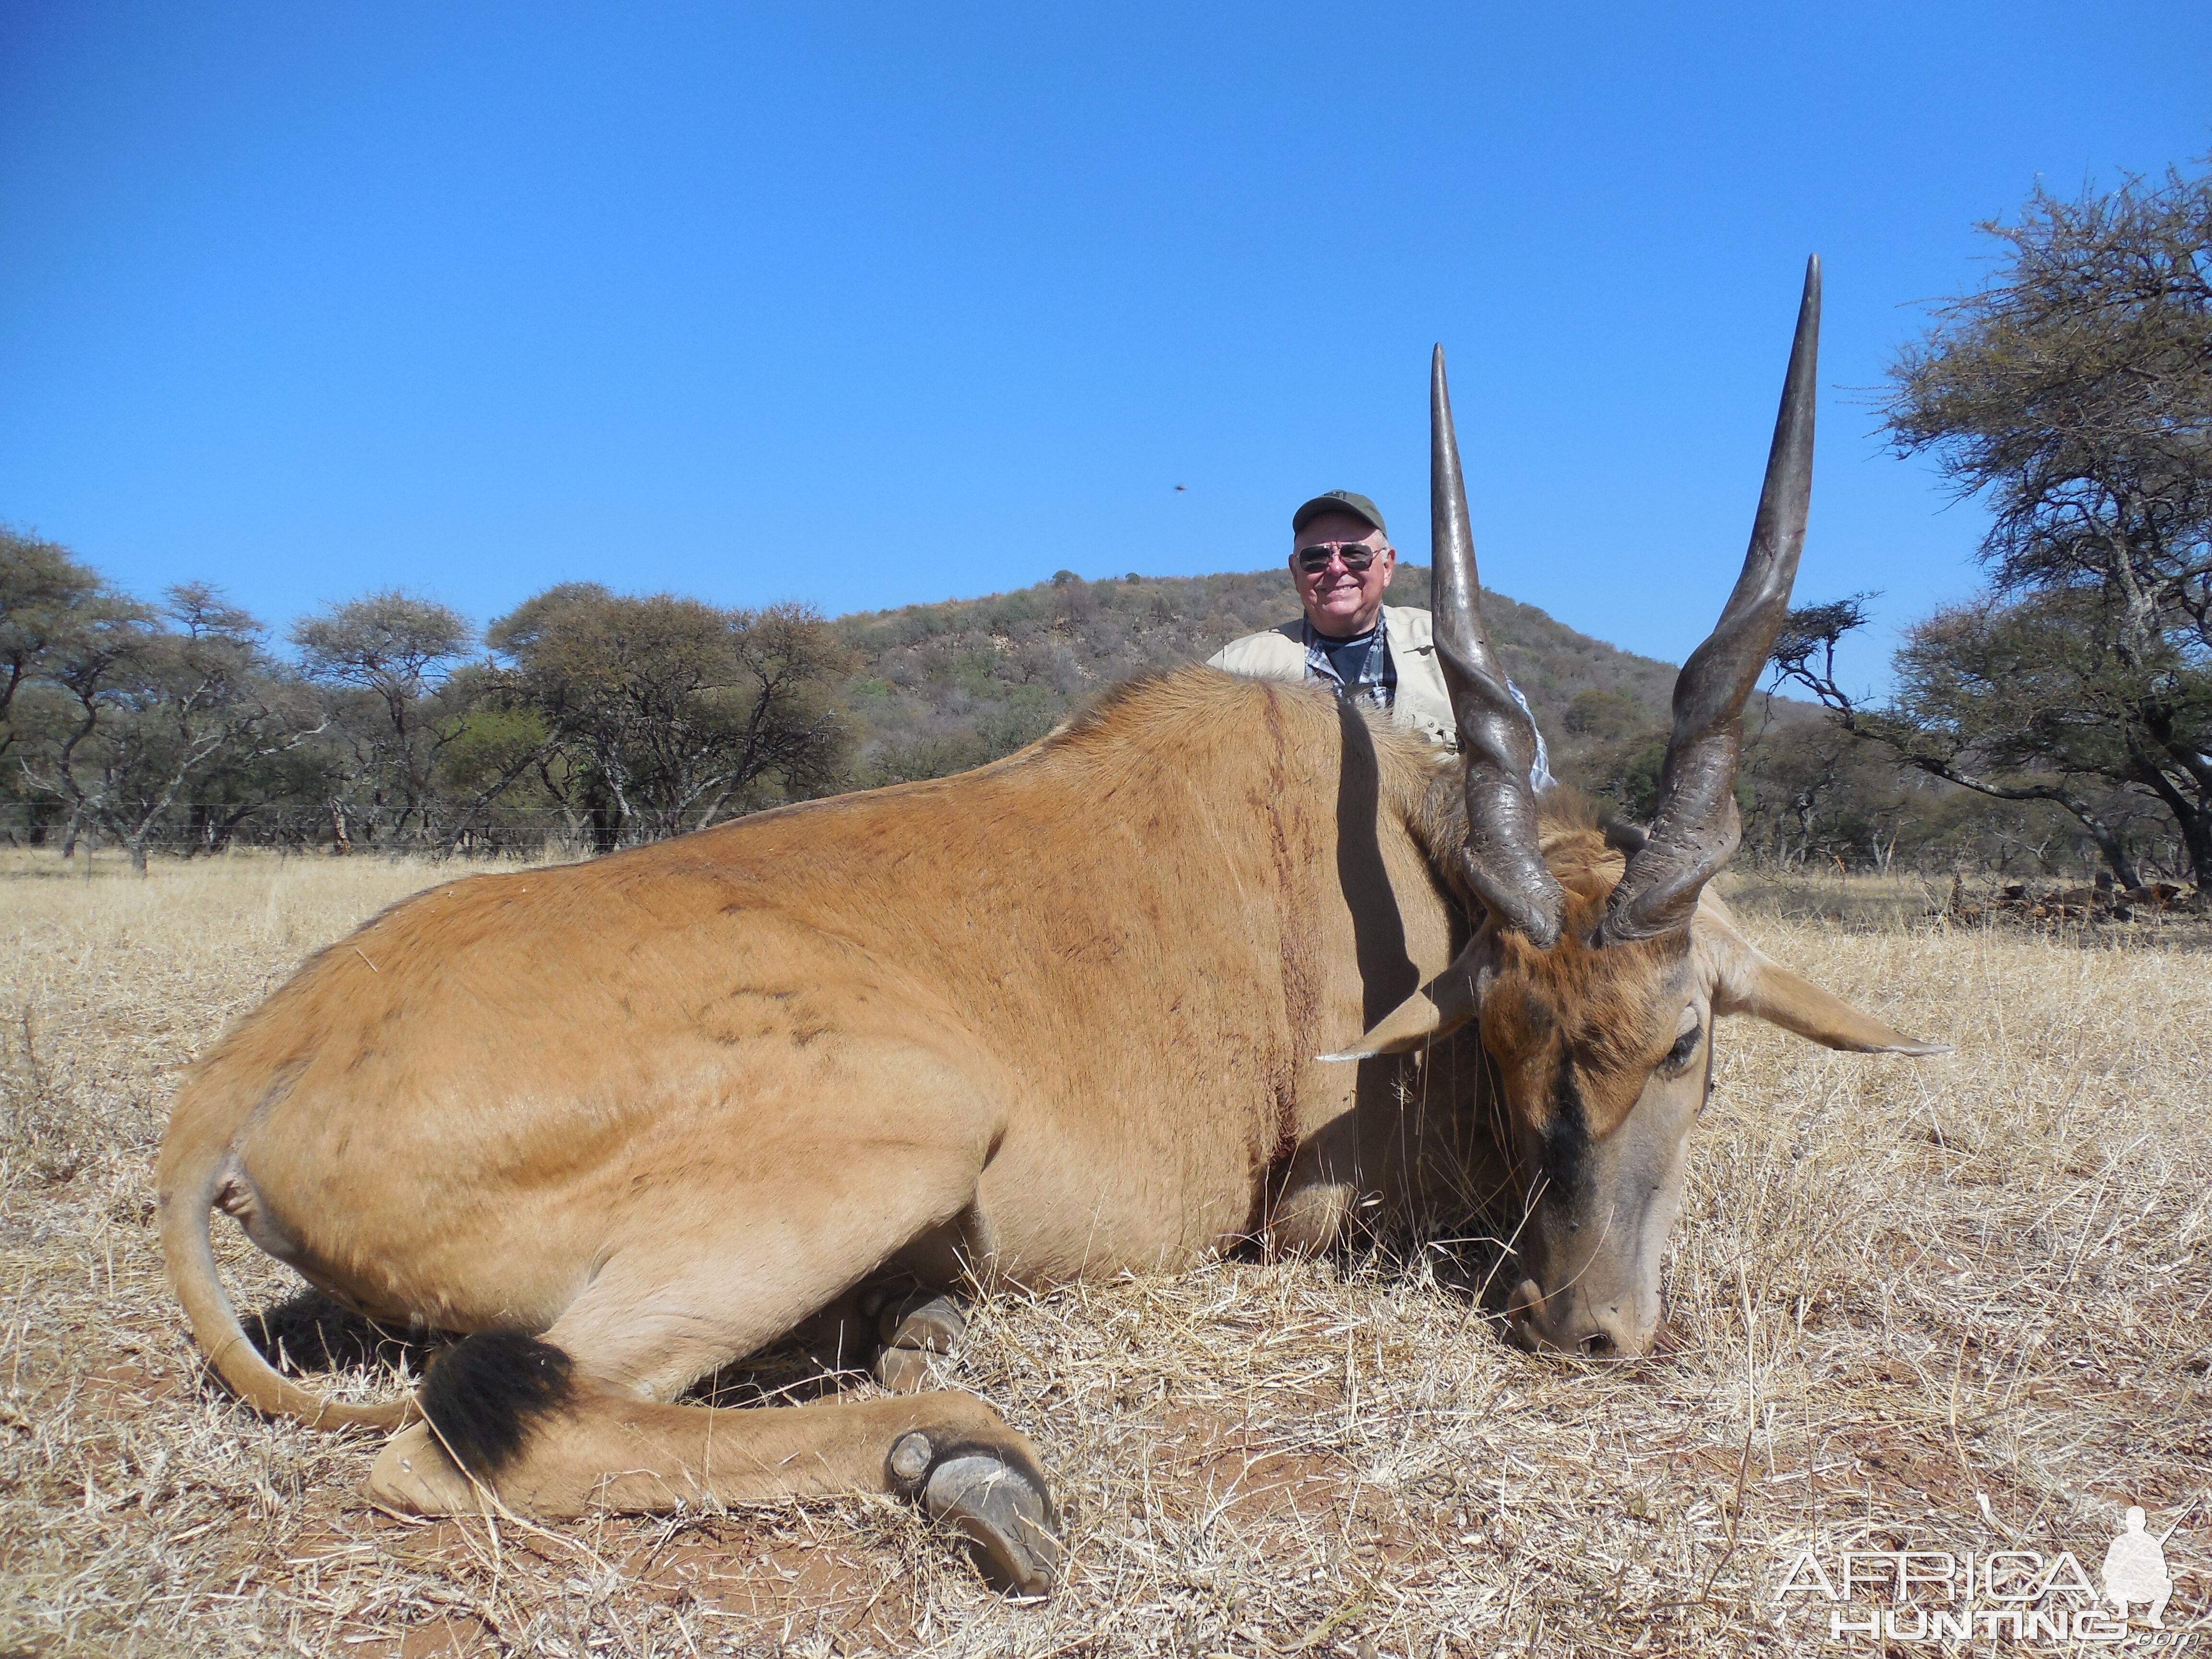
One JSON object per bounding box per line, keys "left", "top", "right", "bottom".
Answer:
{"left": 1206, "top": 605, "right": 1458, "bottom": 750}
{"left": 1207, "top": 606, "right": 1555, "bottom": 790}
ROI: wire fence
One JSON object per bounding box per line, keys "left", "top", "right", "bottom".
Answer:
{"left": 0, "top": 805, "right": 698, "bottom": 861}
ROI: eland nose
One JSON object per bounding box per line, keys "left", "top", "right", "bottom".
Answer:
{"left": 1510, "top": 1279, "right": 1647, "bottom": 1357}
{"left": 1580, "top": 1299, "right": 1647, "bottom": 1356}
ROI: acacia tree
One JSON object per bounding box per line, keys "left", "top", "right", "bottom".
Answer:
{"left": 1778, "top": 162, "right": 2212, "bottom": 892}
{"left": 1773, "top": 592, "right": 2188, "bottom": 887}
{"left": 488, "top": 585, "right": 854, "bottom": 851}
{"left": 22, "top": 584, "right": 324, "bottom": 871}
{"left": 1892, "top": 162, "right": 2210, "bottom": 884}
{"left": 0, "top": 528, "right": 126, "bottom": 771}
{"left": 292, "top": 591, "right": 477, "bottom": 848}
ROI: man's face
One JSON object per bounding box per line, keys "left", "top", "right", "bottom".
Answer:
{"left": 1291, "top": 511, "right": 1396, "bottom": 637}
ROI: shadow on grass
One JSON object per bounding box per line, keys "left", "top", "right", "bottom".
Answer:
{"left": 245, "top": 1288, "right": 446, "bottom": 1380}
{"left": 247, "top": 1287, "right": 881, "bottom": 1409}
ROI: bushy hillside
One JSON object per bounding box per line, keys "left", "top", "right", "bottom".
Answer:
{"left": 831, "top": 568, "right": 2064, "bottom": 877}
{"left": 834, "top": 563, "right": 1686, "bottom": 790}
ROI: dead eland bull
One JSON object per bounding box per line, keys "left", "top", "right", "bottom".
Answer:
{"left": 159, "top": 257, "right": 1943, "bottom": 1596}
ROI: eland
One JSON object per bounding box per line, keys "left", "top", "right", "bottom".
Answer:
{"left": 158, "top": 256, "right": 1944, "bottom": 1596}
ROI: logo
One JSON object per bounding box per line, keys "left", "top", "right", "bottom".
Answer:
{"left": 2104, "top": 1507, "right": 2176, "bottom": 1629}
{"left": 1775, "top": 1507, "right": 2184, "bottom": 1646}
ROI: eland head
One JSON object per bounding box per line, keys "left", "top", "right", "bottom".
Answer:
{"left": 1337, "top": 258, "right": 1947, "bottom": 1356}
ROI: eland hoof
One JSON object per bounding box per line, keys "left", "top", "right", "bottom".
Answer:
{"left": 367, "top": 1422, "right": 482, "bottom": 1515}
{"left": 875, "top": 1345, "right": 932, "bottom": 1393}
{"left": 888, "top": 1431, "right": 1062, "bottom": 1597}
{"left": 876, "top": 1291, "right": 965, "bottom": 1392}
{"left": 878, "top": 1290, "right": 965, "bottom": 1354}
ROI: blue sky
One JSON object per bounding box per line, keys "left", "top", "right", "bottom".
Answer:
{"left": 3, "top": 3, "right": 2208, "bottom": 692}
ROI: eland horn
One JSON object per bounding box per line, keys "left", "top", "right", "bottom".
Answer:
{"left": 1605, "top": 254, "right": 1822, "bottom": 944}
{"left": 1431, "top": 345, "right": 1564, "bottom": 949}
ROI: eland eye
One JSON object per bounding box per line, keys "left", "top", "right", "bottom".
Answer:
{"left": 1660, "top": 1023, "right": 1703, "bottom": 1074}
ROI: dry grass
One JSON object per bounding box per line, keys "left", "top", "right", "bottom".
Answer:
{"left": 2, "top": 851, "right": 2208, "bottom": 1656}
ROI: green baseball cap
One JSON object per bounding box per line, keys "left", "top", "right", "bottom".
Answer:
{"left": 1291, "top": 490, "right": 1387, "bottom": 538}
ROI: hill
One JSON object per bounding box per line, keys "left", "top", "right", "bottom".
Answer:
{"left": 833, "top": 563, "right": 1689, "bottom": 791}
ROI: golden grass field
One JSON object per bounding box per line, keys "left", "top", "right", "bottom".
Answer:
{"left": 1, "top": 850, "right": 2207, "bottom": 1657}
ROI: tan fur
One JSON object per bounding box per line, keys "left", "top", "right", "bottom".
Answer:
{"left": 156, "top": 664, "right": 1939, "bottom": 1554}
{"left": 159, "top": 670, "right": 1481, "bottom": 1533}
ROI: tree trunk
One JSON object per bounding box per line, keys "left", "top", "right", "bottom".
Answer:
{"left": 2075, "top": 813, "right": 2143, "bottom": 893}
{"left": 2150, "top": 788, "right": 2212, "bottom": 897}
{"left": 439, "top": 743, "right": 552, "bottom": 856}
{"left": 1887, "top": 750, "right": 2144, "bottom": 890}
{"left": 590, "top": 805, "right": 621, "bottom": 856}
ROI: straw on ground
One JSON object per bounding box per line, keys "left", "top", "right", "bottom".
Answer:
{"left": 1, "top": 850, "right": 2206, "bottom": 1655}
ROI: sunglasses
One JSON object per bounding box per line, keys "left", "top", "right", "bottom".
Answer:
{"left": 1294, "top": 541, "right": 1384, "bottom": 575}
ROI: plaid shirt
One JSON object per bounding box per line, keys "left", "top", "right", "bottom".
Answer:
{"left": 1300, "top": 612, "right": 1396, "bottom": 710}
{"left": 1301, "top": 612, "right": 1554, "bottom": 792}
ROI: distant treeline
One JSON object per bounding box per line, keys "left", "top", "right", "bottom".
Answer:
{"left": 0, "top": 528, "right": 2188, "bottom": 885}
{"left": 0, "top": 541, "right": 852, "bottom": 869}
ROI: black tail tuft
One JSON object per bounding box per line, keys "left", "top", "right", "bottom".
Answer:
{"left": 418, "top": 1330, "right": 576, "bottom": 1477}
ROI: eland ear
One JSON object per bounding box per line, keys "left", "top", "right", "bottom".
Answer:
{"left": 1319, "top": 947, "right": 1481, "bottom": 1062}
{"left": 1711, "top": 942, "right": 1950, "bottom": 1056}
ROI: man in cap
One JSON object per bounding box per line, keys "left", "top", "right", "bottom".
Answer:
{"left": 1207, "top": 489, "right": 1552, "bottom": 786}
